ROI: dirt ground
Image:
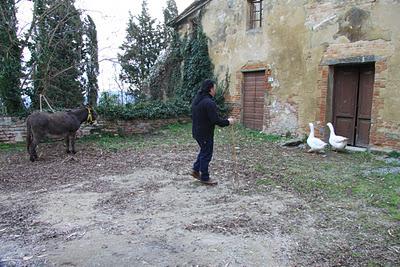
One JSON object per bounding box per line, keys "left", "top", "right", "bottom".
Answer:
{"left": 0, "top": 126, "right": 399, "bottom": 266}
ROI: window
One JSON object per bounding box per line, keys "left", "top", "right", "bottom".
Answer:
{"left": 249, "top": 0, "right": 263, "bottom": 29}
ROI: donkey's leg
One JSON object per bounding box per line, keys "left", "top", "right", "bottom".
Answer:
{"left": 33, "top": 137, "right": 39, "bottom": 159}
{"left": 29, "top": 137, "right": 39, "bottom": 162}
{"left": 65, "top": 135, "right": 71, "bottom": 154}
{"left": 71, "top": 133, "right": 77, "bottom": 154}
{"left": 28, "top": 142, "right": 34, "bottom": 162}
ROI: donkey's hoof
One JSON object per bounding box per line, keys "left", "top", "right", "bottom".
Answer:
{"left": 30, "top": 156, "right": 35, "bottom": 162}
{"left": 66, "top": 150, "right": 71, "bottom": 154}
{"left": 72, "top": 151, "right": 77, "bottom": 154}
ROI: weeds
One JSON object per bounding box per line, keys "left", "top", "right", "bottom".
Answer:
{"left": 388, "top": 150, "right": 400, "bottom": 158}
{"left": 0, "top": 142, "right": 25, "bottom": 152}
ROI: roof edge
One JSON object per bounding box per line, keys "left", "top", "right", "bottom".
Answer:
{"left": 168, "top": 0, "right": 212, "bottom": 27}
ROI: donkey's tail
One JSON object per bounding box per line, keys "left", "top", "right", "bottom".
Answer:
{"left": 26, "top": 118, "right": 32, "bottom": 152}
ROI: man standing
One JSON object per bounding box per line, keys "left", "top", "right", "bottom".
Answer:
{"left": 191, "top": 79, "right": 236, "bottom": 185}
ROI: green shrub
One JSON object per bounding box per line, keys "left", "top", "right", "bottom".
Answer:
{"left": 388, "top": 150, "right": 400, "bottom": 158}
{"left": 97, "top": 96, "right": 190, "bottom": 120}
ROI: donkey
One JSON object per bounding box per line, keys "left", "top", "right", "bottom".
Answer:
{"left": 26, "top": 106, "right": 97, "bottom": 162}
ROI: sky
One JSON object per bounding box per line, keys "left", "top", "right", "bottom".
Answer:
{"left": 17, "top": 0, "right": 193, "bottom": 92}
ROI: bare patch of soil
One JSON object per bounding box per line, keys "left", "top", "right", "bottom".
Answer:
{"left": 0, "top": 131, "right": 399, "bottom": 266}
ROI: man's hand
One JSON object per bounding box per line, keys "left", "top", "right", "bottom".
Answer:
{"left": 228, "top": 117, "right": 237, "bottom": 125}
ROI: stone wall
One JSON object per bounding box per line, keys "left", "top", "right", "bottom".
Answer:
{"left": 0, "top": 116, "right": 190, "bottom": 144}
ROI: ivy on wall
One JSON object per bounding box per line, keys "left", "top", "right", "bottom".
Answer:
{"left": 178, "top": 24, "right": 214, "bottom": 104}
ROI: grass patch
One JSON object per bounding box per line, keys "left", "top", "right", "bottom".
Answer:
{"left": 162, "top": 122, "right": 192, "bottom": 135}
{"left": 215, "top": 124, "right": 284, "bottom": 145}
{"left": 252, "top": 150, "right": 400, "bottom": 220}
{"left": 254, "top": 162, "right": 267, "bottom": 172}
{"left": 234, "top": 125, "right": 283, "bottom": 143}
{"left": 352, "top": 173, "right": 400, "bottom": 220}
{"left": 0, "top": 142, "right": 25, "bottom": 152}
{"left": 78, "top": 122, "right": 193, "bottom": 151}
{"left": 256, "top": 178, "right": 276, "bottom": 186}
{"left": 80, "top": 122, "right": 283, "bottom": 152}
{"left": 78, "top": 134, "right": 136, "bottom": 151}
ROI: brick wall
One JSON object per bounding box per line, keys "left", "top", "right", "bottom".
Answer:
{"left": 315, "top": 65, "right": 330, "bottom": 139}
{"left": 0, "top": 117, "right": 26, "bottom": 143}
{"left": 369, "top": 60, "right": 400, "bottom": 151}
{"left": 0, "top": 116, "right": 190, "bottom": 144}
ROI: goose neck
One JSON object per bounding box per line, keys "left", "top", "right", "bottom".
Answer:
{"left": 328, "top": 124, "right": 335, "bottom": 136}
{"left": 309, "top": 125, "right": 315, "bottom": 137}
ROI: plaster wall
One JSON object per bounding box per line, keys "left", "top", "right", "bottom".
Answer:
{"left": 186, "top": 0, "right": 400, "bottom": 149}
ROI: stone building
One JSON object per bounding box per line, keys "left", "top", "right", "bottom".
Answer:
{"left": 170, "top": 0, "right": 400, "bottom": 151}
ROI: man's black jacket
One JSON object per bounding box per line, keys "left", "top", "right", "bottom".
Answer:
{"left": 191, "top": 92, "right": 229, "bottom": 141}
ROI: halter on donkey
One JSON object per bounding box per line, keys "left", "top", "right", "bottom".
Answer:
{"left": 26, "top": 106, "right": 96, "bottom": 162}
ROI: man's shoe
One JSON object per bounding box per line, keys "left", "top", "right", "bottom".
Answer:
{"left": 200, "top": 178, "right": 218, "bottom": 186}
{"left": 190, "top": 170, "right": 200, "bottom": 180}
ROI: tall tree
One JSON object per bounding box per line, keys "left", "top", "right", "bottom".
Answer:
{"left": 118, "top": 0, "right": 163, "bottom": 100}
{"left": 146, "top": 31, "right": 183, "bottom": 101}
{"left": 83, "top": 15, "right": 99, "bottom": 107}
{"left": 0, "top": 0, "right": 24, "bottom": 114}
{"left": 163, "top": 0, "right": 178, "bottom": 45}
{"left": 29, "top": 0, "right": 85, "bottom": 109}
{"left": 144, "top": 0, "right": 180, "bottom": 101}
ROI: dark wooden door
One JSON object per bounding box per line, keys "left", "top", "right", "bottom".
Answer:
{"left": 356, "top": 65, "right": 375, "bottom": 146}
{"left": 333, "top": 66, "right": 358, "bottom": 145}
{"left": 243, "top": 71, "right": 265, "bottom": 130}
{"left": 333, "top": 64, "right": 375, "bottom": 147}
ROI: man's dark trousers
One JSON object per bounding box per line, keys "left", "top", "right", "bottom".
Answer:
{"left": 193, "top": 138, "right": 214, "bottom": 181}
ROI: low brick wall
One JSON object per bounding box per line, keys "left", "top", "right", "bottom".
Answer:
{"left": 0, "top": 116, "right": 190, "bottom": 144}
{"left": 94, "top": 117, "right": 190, "bottom": 136}
{"left": 0, "top": 117, "right": 27, "bottom": 143}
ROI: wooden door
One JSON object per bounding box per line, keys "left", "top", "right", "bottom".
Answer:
{"left": 356, "top": 64, "right": 375, "bottom": 146}
{"left": 333, "top": 66, "right": 359, "bottom": 145}
{"left": 243, "top": 71, "right": 265, "bottom": 130}
{"left": 333, "top": 64, "right": 374, "bottom": 147}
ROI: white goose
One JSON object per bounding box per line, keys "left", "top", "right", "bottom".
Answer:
{"left": 307, "top": 123, "right": 328, "bottom": 153}
{"left": 327, "top": 122, "right": 349, "bottom": 151}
